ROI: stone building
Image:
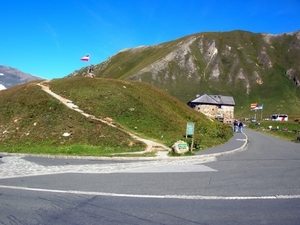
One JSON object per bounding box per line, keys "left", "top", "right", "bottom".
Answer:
{"left": 187, "top": 93, "right": 235, "bottom": 123}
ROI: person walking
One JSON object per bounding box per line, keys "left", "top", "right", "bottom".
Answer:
{"left": 233, "top": 120, "right": 238, "bottom": 132}
{"left": 238, "top": 121, "right": 243, "bottom": 133}
{"left": 88, "top": 64, "right": 94, "bottom": 73}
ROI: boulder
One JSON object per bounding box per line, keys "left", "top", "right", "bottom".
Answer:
{"left": 172, "top": 140, "right": 189, "bottom": 154}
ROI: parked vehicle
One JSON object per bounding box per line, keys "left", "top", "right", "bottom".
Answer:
{"left": 271, "top": 114, "right": 288, "bottom": 121}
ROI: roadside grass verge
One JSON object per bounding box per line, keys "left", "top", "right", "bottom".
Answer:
{"left": 0, "top": 143, "right": 145, "bottom": 157}
{"left": 247, "top": 119, "right": 300, "bottom": 142}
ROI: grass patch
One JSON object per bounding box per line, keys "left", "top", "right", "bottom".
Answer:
{"left": 168, "top": 150, "right": 195, "bottom": 157}
{"left": 1, "top": 143, "right": 144, "bottom": 157}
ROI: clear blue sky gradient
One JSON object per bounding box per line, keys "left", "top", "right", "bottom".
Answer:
{"left": 1, "top": 0, "right": 299, "bottom": 80}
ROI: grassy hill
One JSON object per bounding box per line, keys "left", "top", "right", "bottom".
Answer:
{"left": 0, "top": 77, "right": 232, "bottom": 156}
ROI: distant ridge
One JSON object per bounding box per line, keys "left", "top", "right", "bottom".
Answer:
{"left": 0, "top": 65, "right": 43, "bottom": 89}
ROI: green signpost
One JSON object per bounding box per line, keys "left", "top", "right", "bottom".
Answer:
{"left": 186, "top": 122, "right": 195, "bottom": 151}
{"left": 186, "top": 122, "right": 195, "bottom": 137}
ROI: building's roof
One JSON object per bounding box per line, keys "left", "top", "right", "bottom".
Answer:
{"left": 189, "top": 93, "right": 235, "bottom": 106}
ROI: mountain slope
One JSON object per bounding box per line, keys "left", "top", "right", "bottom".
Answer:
{"left": 69, "top": 30, "right": 300, "bottom": 118}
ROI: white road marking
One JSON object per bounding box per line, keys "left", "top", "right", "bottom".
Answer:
{"left": 119, "top": 164, "right": 217, "bottom": 173}
{"left": 1, "top": 185, "right": 300, "bottom": 200}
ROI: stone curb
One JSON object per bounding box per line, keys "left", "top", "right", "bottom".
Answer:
{"left": 198, "top": 132, "right": 249, "bottom": 158}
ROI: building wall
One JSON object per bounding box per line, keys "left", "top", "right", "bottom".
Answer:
{"left": 195, "top": 104, "right": 234, "bottom": 123}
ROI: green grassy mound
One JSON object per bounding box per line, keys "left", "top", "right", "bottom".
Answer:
{"left": 0, "top": 77, "right": 233, "bottom": 156}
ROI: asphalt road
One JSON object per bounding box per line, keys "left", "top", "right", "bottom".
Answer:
{"left": 0, "top": 128, "right": 300, "bottom": 224}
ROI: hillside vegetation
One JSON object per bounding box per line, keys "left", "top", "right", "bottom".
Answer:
{"left": 70, "top": 30, "right": 300, "bottom": 119}
{"left": 0, "top": 77, "right": 232, "bottom": 156}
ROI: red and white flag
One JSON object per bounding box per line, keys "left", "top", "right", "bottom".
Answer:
{"left": 250, "top": 103, "right": 258, "bottom": 109}
{"left": 80, "top": 54, "right": 90, "bottom": 61}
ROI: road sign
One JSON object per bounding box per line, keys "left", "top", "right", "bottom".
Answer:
{"left": 186, "top": 122, "right": 195, "bottom": 136}
{"left": 186, "top": 122, "right": 195, "bottom": 152}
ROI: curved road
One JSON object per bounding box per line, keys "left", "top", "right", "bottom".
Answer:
{"left": 0, "top": 129, "right": 300, "bottom": 224}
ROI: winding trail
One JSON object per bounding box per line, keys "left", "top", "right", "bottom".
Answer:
{"left": 37, "top": 82, "right": 171, "bottom": 156}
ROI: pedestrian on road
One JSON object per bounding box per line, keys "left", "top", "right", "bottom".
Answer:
{"left": 233, "top": 120, "right": 238, "bottom": 132}
{"left": 238, "top": 121, "right": 243, "bottom": 133}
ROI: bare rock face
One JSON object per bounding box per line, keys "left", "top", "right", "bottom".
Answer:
{"left": 285, "top": 68, "right": 296, "bottom": 79}
{"left": 131, "top": 36, "right": 198, "bottom": 79}
{"left": 127, "top": 31, "right": 300, "bottom": 95}
{"left": 257, "top": 47, "right": 272, "bottom": 68}
{"left": 293, "top": 76, "right": 300, "bottom": 86}
{"left": 286, "top": 68, "right": 300, "bottom": 86}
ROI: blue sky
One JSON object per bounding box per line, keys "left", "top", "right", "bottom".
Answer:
{"left": 1, "top": 0, "right": 299, "bottom": 80}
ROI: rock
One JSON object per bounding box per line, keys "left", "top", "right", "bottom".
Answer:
{"left": 172, "top": 140, "right": 189, "bottom": 154}
{"left": 63, "top": 132, "right": 71, "bottom": 137}
{"left": 104, "top": 117, "right": 113, "bottom": 123}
